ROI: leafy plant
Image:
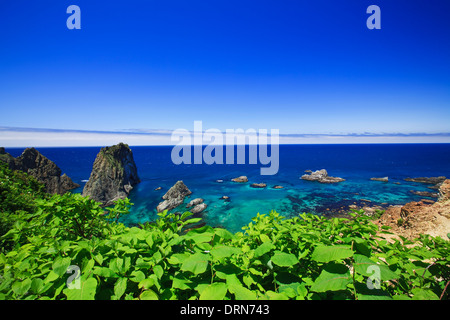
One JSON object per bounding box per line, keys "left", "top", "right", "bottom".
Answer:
{"left": 0, "top": 163, "right": 448, "bottom": 300}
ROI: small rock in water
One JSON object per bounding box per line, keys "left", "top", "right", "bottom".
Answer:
{"left": 370, "top": 177, "right": 389, "bottom": 182}
{"left": 251, "top": 183, "right": 267, "bottom": 188}
{"left": 186, "top": 198, "right": 204, "bottom": 208}
{"left": 231, "top": 176, "right": 248, "bottom": 183}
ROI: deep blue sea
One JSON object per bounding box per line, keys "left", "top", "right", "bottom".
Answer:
{"left": 5, "top": 144, "right": 450, "bottom": 233}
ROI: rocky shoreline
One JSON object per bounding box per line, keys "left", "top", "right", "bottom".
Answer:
{"left": 2, "top": 144, "right": 448, "bottom": 239}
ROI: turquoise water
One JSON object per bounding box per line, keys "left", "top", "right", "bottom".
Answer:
{"left": 5, "top": 144, "right": 450, "bottom": 233}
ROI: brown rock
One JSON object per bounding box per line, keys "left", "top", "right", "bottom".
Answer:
{"left": 231, "top": 176, "right": 248, "bottom": 183}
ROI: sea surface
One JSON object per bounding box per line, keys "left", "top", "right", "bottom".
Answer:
{"left": 5, "top": 144, "right": 450, "bottom": 233}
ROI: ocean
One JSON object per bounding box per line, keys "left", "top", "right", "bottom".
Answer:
{"left": 5, "top": 144, "right": 450, "bottom": 233}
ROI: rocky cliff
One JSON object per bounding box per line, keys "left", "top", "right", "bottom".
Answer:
{"left": 0, "top": 147, "right": 79, "bottom": 194}
{"left": 375, "top": 179, "right": 450, "bottom": 240}
{"left": 82, "top": 143, "right": 140, "bottom": 207}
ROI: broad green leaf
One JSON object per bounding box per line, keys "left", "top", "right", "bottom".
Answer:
{"left": 153, "top": 265, "right": 164, "bottom": 279}
{"left": 311, "top": 245, "right": 353, "bottom": 263}
{"left": 181, "top": 253, "right": 210, "bottom": 275}
{"left": 214, "top": 228, "right": 234, "bottom": 240}
{"left": 353, "top": 254, "right": 398, "bottom": 281}
{"left": 63, "top": 277, "right": 97, "bottom": 300}
{"left": 140, "top": 289, "right": 158, "bottom": 300}
{"left": 310, "top": 263, "right": 352, "bottom": 293}
{"left": 114, "top": 277, "right": 127, "bottom": 300}
{"left": 93, "top": 267, "right": 118, "bottom": 278}
{"left": 138, "top": 278, "right": 155, "bottom": 290}
{"left": 411, "top": 288, "right": 440, "bottom": 300}
{"left": 172, "top": 277, "right": 192, "bottom": 290}
{"left": 12, "top": 279, "right": 32, "bottom": 296}
{"left": 52, "top": 256, "right": 71, "bottom": 277}
{"left": 262, "top": 290, "right": 289, "bottom": 300}
{"left": 271, "top": 251, "right": 298, "bottom": 267}
{"left": 254, "top": 242, "right": 274, "bottom": 257}
{"left": 226, "top": 276, "right": 257, "bottom": 300}
{"left": 210, "top": 245, "right": 241, "bottom": 260}
{"left": 130, "top": 270, "right": 146, "bottom": 283}
{"left": 30, "top": 278, "right": 44, "bottom": 295}
{"left": 199, "top": 282, "right": 228, "bottom": 300}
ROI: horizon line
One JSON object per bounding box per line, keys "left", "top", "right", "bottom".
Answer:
{"left": 1, "top": 126, "right": 450, "bottom": 148}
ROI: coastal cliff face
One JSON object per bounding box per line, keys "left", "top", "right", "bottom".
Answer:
{"left": 0, "top": 147, "right": 79, "bottom": 194}
{"left": 82, "top": 143, "right": 140, "bottom": 207}
{"left": 376, "top": 179, "right": 450, "bottom": 240}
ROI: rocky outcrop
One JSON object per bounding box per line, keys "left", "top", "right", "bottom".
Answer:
{"left": 190, "top": 203, "right": 207, "bottom": 215}
{"left": 82, "top": 143, "right": 140, "bottom": 207}
{"left": 0, "top": 147, "right": 79, "bottom": 194}
{"left": 231, "top": 176, "right": 248, "bottom": 183}
{"left": 376, "top": 179, "right": 450, "bottom": 240}
{"left": 272, "top": 185, "right": 284, "bottom": 189}
{"left": 404, "top": 176, "right": 446, "bottom": 184}
{"left": 301, "top": 169, "right": 345, "bottom": 183}
{"left": 250, "top": 183, "right": 267, "bottom": 188}
{"left": 409, "top": 190, "right": 438, "bottom": 198}
{"left": 156, "top": 180, "right": 192, "bottom": 213}
{"left": 371, "top": 177, "right": 389, "bottom": 182}
{"left": 186, "top": 198, "right": 204, "bottom": 208}
{"left": 439, "top": 179, "right": 450, "bottom": 202}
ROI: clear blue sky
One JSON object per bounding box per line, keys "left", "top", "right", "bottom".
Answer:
{"left": 1, "top": 0, "right": 450, "bottom": 145}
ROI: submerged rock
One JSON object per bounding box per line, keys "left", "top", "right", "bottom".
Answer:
{"left": 371, "top": 177, "right": 389, "bottom": 182}
{"left": 301, "top": 169, "right": 345, "bottom": 184}
{"left": 0, "top": 147, "right": 79, "bottom": 194}
{"left": 190, "top": 203, "right": 207, "bottom": 215}
{"left": 82, "top": 143, "right": 140, "bottom": 207}
{"left": 157, "top": 180, "right": 192, "bottom": 213}
{"left": 272, "top": 185, "right": 284, "bottom": 189}
{"left": 404, "top": 176, "right": 446, "bottom": 184}
{"left": 410, "top": 190, "right": 439, "bottom": 198}
{"left": 231, "top": 176, "right": 248, "bottom": 183}
{"left": 186, "top": 198, "right": 204, "bottom": 208}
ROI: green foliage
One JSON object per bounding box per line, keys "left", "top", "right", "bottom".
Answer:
{"left": 0, "top": 163, "right": 449, "bottom": 300}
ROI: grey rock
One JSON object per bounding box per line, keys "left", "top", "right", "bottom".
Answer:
{"left": 186, "top": 198, "right": 204, "bottom": 208}
{"left": 301, "top": 169, "right": 345, "bottom": 184}
{"left": 157, "top": 180, "right": 192, "bottom": 213}
{"left": 82, "top": 143, "right": 140, "bottom": 206}
{"left": 0, "top": 147, "right": 79, "bottom": 194}
{"left": 190, "top": 203, "right": 207, "bottom": 214}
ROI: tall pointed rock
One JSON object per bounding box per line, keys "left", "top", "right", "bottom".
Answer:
{"left": 82, "top": 143, "right": 140, "bottom": 206}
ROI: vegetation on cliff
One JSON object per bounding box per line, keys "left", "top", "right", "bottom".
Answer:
{"left": 0, "top": 162, "right": 449, "bottom": 300}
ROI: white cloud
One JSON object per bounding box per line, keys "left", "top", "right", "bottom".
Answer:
{"left": 1, "top": 127, "right": 449, "bottom": 147}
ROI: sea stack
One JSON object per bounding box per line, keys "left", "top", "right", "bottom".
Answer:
{"left": 0, "top": 147, "right": 79, "bottom": 194}
{"left": 82, "top": 143, "right": 140, "bottom": 207}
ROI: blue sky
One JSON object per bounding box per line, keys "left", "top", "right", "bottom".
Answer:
{"left": 1, "top": 0, "right": 450, "bottom": 146}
